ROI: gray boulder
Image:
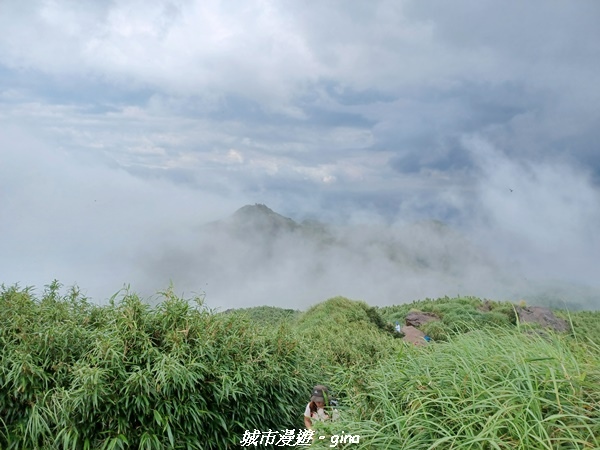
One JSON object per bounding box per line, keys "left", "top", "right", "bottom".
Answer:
{"left": 515, "top": 306, "right": 570, "bottom": 333}
{"left": 405, "top": 311, "right": 440, "bottom": 327}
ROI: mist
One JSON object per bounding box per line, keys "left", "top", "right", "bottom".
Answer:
{"left": 2, "top": 125, "right": 599, "bottom": 311}
{"left": 135, "top": 139, "right": 600, "bottom": 311}
{"left": 2, "top": 1, "right": 599, "bottom": 311}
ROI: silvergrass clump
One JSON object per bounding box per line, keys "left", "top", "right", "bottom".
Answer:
{"left": 0, "top": 282, "right": 314, "bottom": 449}
{"left": 325, "top": 326, "right": 600, "bottom": 449}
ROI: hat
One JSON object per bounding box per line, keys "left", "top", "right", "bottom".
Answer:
{"left": 310, "top": 385, "right": 328, "bottom": 403}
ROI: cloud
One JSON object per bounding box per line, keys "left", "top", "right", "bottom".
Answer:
{"left": 2, "top": 125, "right": 599, "bottom": 310}
{"left": 0, "top": 126, "right": 246, "bottom": 301}
{"left": 1, "top": 1, "right": 599, "bottom": 309}
{"left": 0, "top": 0, "right": 324, "bottom": 108}
{"left": 4, "top": 1, "right": 598, "bottom": 106}
{"left": 464, "top": 136, "right": 600, "bottom": 289}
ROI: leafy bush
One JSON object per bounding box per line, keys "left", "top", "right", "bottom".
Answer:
{"left": 0, "top": 283, "right": 315, "bottom": 449}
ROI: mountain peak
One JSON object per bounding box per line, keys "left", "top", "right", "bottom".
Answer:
{"left": 230, "top": 204, "right": 299, "bottom": 234}
{"left": 233, "top": 203, "right": 278, "bottom": 218}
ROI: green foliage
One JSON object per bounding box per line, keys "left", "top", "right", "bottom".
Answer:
{"left": 325, "top": 327, "right": 600, "bottom": 449}
{"left": 378, "top": 295, "right": 518, "bottom": 341}
{"left": 294, "top": 297, "right": 403, "bottom": 405}
{"left": 220, "top": 305, "right": 301, "bottom": 328}
{"left": 1, "top": 283, "right": 598, "bottom": 449}
{"left": 296, "top": 297, "right": 400, "bottom": 368}
{"left": 555, "top": 309, "right": 600, "bottom": 345}
{"left": 297, "top": 296, "right": 395, "bottom": 335}
{"left": 0, "top": 282, "right": 313, "bottom": 449}
{"left": 419, "top": 320, "right": 449, "bottom": 341}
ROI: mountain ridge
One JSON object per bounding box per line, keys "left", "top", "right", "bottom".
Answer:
{"left": 140, "top": 203, "right": 600, "bottom": 310}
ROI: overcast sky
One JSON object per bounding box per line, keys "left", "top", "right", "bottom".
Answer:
{"left": 1, "top": 1, "right": 599, "bottom": 309}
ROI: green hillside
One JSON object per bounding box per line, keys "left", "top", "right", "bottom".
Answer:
{"left": 1, "top": 282, "right": 598, "bottom": 449}
{"left": 220, "top": 305, "right": 301, "bottom": 328}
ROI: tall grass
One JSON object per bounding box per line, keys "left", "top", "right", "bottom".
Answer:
{"left": 556, "top": 310, "right": 600, "bottom": 345}
{"left": 320, "top": 326, "right": 599, "bottom": 449}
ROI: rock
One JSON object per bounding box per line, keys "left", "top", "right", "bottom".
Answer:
{"left": 401, "top": 325, "right": 428, "bottom": 346}
{"left": 405, "top": 311, "right": 440, "bottom": 327}
{"left": 479, "top": 300, "right": 493, "bottom": 312}
{"left": 515, "top": 306, "right": 570, "bottom": 333}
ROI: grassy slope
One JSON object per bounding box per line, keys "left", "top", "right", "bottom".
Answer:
{"left": 378, "top": 295, "right": 600, "bottom": 344}
{"left": 316, "top": 327, "right": 600, "bottom": 449}
{"left": 230, "top": 296, "right": 600, "bottom": 449}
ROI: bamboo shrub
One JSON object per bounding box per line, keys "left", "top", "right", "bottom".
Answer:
{"left": 0, "top": 283, "right": 313, "bottom": 449}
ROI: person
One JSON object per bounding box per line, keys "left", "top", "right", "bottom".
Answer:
{"left": 304, "top": 385, "right": 335, "bottom": 430}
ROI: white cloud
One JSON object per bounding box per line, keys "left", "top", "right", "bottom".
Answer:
{"left": 226, "top": 149, "right": 244, "bottom": 163}
{"left": 0, "top": 126, "right": 246, "bottom": 301}
{"left": 4, "top": 1, "right": 597, "bottom": 108}
{"left": 464, "top": 136, "right": 600, "bottom": 287}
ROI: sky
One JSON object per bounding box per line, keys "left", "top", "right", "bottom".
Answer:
{"left": 1, "top": 0, "right": 599, "bottom": 309}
